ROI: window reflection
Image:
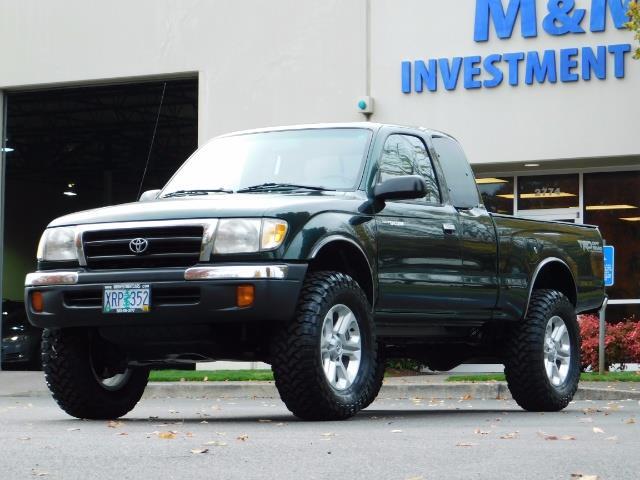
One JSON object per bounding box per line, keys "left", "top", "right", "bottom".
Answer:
{"left": 378, "top": 134, "right": 440, "bottom": 204}
{"left": 476, "top": 177, "right": 514, "bottom": 214}
{"left": 584, "top": 171, "right": 640, "bottom": 321}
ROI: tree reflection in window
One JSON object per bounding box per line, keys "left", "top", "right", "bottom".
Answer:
{"left": 378, "top": 134, "right": 440, "bottom": 204}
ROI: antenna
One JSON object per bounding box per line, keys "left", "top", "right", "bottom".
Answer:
{"left": 137, "top": 82, "right": 167, "bottom": 200}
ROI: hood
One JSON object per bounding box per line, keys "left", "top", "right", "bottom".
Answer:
{"left": 48, "top": 191, "right": 366, "bottom": 227}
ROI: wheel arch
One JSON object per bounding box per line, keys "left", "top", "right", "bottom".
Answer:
{"left": 308, "top": 236, "right": 375, "bottom": 306}
{"left": 525, "top": 257, "right": 577, "bottom": 317}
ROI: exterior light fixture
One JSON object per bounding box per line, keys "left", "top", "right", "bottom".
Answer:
{"left": 0, "top": 147, "right": 14, "bottom": 153}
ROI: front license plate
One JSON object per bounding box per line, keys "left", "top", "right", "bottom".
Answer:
{"left": 103, "top": 284, "right": 151, "bottom": 314}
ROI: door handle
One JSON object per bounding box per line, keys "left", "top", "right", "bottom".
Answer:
{"left": 442, "top": 223, "right": 456, "bottom": 234}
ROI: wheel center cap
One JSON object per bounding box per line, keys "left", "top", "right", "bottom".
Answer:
{"left": 335, "top": 342, "right": 343, "bottom": 356}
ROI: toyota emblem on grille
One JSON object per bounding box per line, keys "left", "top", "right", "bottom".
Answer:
{"left": 129, "top": 237, "right": 149, "bottom": 254}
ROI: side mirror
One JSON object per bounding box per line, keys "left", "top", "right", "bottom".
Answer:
{"left": 139, "top": 189, "right": 161, "bottom": 202}
{"left": 373, "top": 175, "right": 427, "bottom": 201}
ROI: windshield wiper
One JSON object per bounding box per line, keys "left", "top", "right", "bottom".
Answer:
{"left": 162, "top": 188, "right": 233, "bottom": 198}
{"left": 236, "top": 183, "right": 331, "bottom": 193}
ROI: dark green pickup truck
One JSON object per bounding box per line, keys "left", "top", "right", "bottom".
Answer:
{"left": 25, "top": 123, "right": 605, "bottom": 420}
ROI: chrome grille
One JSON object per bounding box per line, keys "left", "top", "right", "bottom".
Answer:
{"left": 82, "top": 226, "right": 204, "bottom": 269}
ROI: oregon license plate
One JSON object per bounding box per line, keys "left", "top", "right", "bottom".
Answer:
{"left": 103, "top": 284, "right": 151, "bottom": 313}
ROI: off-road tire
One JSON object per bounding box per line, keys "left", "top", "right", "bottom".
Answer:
{"left": 504, "top": 289, "right": 580, "bottom": 411}
{"left": 271, "top": 271, "right": 380, "bottom": 420}
{"left": 362, "top": 344, "right": 385, "bottom": 410}
{"left": 42, "top": 328, "right": 149, "bottom": 419}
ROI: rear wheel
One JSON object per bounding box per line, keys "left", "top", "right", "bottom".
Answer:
{"left": 504, "top": 289, "right": 580, "bottom": 411}
{"left": 271, "top": 271, "right": 380, "bottom": 420}
{"left": 42, "top": 328, "right": 149, "bottom": 419}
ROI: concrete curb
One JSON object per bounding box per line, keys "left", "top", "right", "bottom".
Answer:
{"left": 139, "top": 381, "right": 640, "bottom": 402}
{"left": 5, "top": 382, "right": 639, "bottom": 402}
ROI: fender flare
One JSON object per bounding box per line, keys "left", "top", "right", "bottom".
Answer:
{"left": 309, "top": 234, "right": 376, "bottom": 304}
{"left": 524, "top": 257, "right": 577, "bottom": 318}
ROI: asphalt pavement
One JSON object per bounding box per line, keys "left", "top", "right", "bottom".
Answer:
{"left": 0, "top": 395, "right": 638, "bottom": 480}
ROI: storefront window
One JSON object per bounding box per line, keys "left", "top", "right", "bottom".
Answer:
{"left": 476, "top": 177, "right": 514, "bottom": 214}
{"left": 584, "top": 171, "right": 640, "bottom": 321}
{"left": 518, "top": 174, "right": 579, "bottom": 210}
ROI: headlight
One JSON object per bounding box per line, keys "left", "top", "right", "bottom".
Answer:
{"left": 213, "top": 218, "right": 288, "bottom": 254}
{"left": 37, "top": 227, "right": 78, "bottom": 261}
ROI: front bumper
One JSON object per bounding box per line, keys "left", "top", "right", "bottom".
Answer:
{"left": 25, "top": 263, "right": 307, "bottom": 329}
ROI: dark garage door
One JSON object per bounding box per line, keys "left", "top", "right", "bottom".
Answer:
{"left": 1, "top": 78, "right": 198, "bottom": 301}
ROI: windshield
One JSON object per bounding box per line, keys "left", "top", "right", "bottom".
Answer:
{"left": 160, "top": 128, "right": 372, "bottom": 196}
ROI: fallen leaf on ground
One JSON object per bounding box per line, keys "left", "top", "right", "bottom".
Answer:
{"left": 592, "top": 427, "right": 605, "bottom": 434}
{"left": 570, "top": 474, "right": 599, "bottom": 480}
{"left": 157, "top": 431, "right": 176, "bottom": 439}
{"left": 203, "top": 376, "right": 209, "bottom": 382}
{"left": 204, "top": 440, "right": 227, "bottom": 447}
{"left": 456, "top": 442, "right": 477, "bottom": 447}
{"left": 500, "top": 432, "right": 518, "bottom": 439}
{"left": 107, "top": 421, "right": 123, "bottom": 428}
{"left": 536, "top": 431, "right": 575, "bottom": 441}
{"left": 625, "top": 418, "right": 636, "bottom": 424}
{"left": 237, "top": 434, "right": 249, "bottom": 441}
{"left": 190, "top": 448, "right": 208, "bottom": 454}
{"left": 461, "top": 394, "right": 473, "bottom": 401}
{"left": 474, "top": 429, "right": 490, "bottom": 435}
{"left": 66, "top": 428, "right": 80, "bottom": 432}
{"left": 31, "top": 470, "right": 49, "bottom": 477}
{"left": 117, "top": 432, "right": 128, "bottom": 436}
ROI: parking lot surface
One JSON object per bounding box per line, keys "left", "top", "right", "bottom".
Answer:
{"left": 0, "top": 395, "right": 638, "bottom": 480}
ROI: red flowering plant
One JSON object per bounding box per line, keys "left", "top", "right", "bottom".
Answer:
{"left": 578, "top": 314, "right": 640, "bottom": 371}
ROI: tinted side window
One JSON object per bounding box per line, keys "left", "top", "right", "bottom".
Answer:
{"left": 431, "top": 136, "right": 480, "bottom": 208}
{"left": 378, "top": 134, "right": 440, "bottom": 203}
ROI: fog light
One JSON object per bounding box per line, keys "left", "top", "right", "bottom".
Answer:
{"left": 31, "top": 291, "right": 44, "bottom": 312}
{"left": 236, "top": 285, "right": 255, "bottom": 308}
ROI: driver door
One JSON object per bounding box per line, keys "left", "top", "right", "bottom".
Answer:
{"left": 374, "top": 132, "right": 463, "bottom": 319}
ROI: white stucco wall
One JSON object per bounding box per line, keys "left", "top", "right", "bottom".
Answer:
{"left": 0, "top": 0, "right": 638, "bottom": 166}
{"left": 0, "top": 0, "right": 368, "bottom": 144}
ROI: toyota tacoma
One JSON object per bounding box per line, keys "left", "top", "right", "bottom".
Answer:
{"left": 25, "top": 123, "right": 605, "bottom": 420}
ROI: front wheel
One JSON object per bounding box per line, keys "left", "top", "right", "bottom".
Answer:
{"left": 271, "top": 271, "right": 380, "bottom": 420}
{"left": 42, "top": 328, "right": 149, "bottom": 419}
{"left": 504, "top": 289, "right": 580, "bottom": 412}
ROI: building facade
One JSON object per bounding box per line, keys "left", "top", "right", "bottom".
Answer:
{"left": 0, "top": 0, "right": 638, "bottom": 319}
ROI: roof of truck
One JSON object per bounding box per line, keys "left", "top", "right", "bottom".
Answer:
{"left": 215, "top": 122, "right": 454, "bottom": 140}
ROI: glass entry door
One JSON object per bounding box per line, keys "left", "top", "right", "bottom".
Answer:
{"left": 516, "top": 174, "right": 582, "bottom": 224}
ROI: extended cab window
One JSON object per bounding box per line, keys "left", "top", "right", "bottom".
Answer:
{"left": 378, "top": 134, "right": 440, "bottom": 204}
{"left": 431, "top": 135, "right": 480, "bottom": 209}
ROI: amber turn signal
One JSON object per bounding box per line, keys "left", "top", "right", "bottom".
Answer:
{"left": 236, "top": 284, "right": 255, "bottom": 308}
{"left": 31, "top": 291, "right": 44, "bottom": 312}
